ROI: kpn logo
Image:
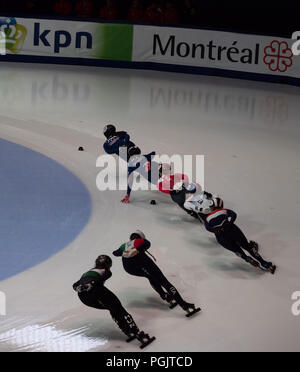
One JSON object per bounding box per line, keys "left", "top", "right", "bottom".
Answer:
{"left": 0, "top": 17, "right": 27, "bottom": 55}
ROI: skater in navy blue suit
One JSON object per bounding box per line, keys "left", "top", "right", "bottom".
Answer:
{"left": 103, "top": 124, "right": 136, "bottom": 161}
{"left": 199, "top": 204, "right": 276, "bottom": 274}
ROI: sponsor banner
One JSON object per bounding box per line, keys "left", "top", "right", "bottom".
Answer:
{"left": 0, "top": 16, "right": 133, "bottom": 60}
{"left": 132, "top": 25, "right": 300, "bottom": 79}
{"left": 0, "top": 16, "right": 299, "bottom": 83}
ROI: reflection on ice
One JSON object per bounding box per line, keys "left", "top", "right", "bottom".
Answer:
{"left": 0, "top": 323, "right": 107, "bottom": 352}
{"left": 0, "top": 63, "right": 299, "bottom": 131}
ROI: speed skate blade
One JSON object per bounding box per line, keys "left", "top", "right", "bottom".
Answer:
{"left": 140, "top": 337, "right": 156, "bottom": 349}
{"left": 186, "top": 307, "right": 201, "bottom": 318}
{"left": 261, "top": 264, "right": 277, "bottom": 275}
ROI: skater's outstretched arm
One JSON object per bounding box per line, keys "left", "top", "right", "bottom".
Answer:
{"left": 113, "top": 248, "right": 123, "bottom": 257}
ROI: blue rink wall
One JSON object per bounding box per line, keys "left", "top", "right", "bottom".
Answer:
{"left": 2, "top": 54, "right": 300, "bottom": 87}
{"left": 0, "top": 138, "right": 92, "bottom": 281}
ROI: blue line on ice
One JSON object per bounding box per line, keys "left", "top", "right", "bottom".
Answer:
{"left": 0, "top": 138, "right": 92, "bottom": 281}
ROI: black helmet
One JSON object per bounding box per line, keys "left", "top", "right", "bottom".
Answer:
{"left": 130, "top": 230, "right": 146, "bottom": 241}
{"left": 103, "top": 124, "right": 116, "bottom": 139}
{"left": 128, "top": 146, "right": 141, "bottom": 157}
{"left": 95, "top": 255, "right": 112, "bottom": 269}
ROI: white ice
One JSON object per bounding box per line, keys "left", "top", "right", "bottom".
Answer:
{"left": 0, "top": 62, "right": 300, "bottom": 352}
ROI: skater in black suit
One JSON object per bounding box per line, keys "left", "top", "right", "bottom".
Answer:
{"left": 113, "top": 230, "right": 200, "bottom": 316}
{"left": 73, "top": 255, "right": 155, "bottom": 348}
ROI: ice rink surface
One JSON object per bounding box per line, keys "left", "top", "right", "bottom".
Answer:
{"left": 0, "top": 62, "right": 300, "bottom": 352}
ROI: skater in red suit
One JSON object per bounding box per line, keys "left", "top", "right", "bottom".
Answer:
{"left": 157, "top": 163, "right": 189, "bottom": 194}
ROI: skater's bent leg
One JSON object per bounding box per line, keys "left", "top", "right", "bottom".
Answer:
{"left": 96, "top": 286, "right": 124, "bottom": 310}
{"left": 80, "top": 287, "right": 140, "bottom": 338}
{"left": 97, "top": 287, "right": 139, "bottom": 337}
{"left": 216, "top": 233, "right": 250, "bottom": 262}
{"left": 110, "top": 307, "right": 140, "bottom": 337}
{"left": 245, "top": 247, "right": 268, "bottom": 265}
{"left": 126, "top": 265, "right": 168, "bottom": 300}
{"left": 148, "top": 277, "right": 168, "bottom": 299}
{"left": 230, "top": 225, "right": 268, "bottom": 265}
{"left": 140, "top": 266, "right": 167, "bottom": 299}
{"left": 143, "top": 260, "right": 187, "bottom": 307}
{"left": 234, "top": 247, "right": 251, "bottom": 261}
{"left": 78, "top": 293, "right": 106, "bottom": 310}
{"left": 230, "top": 224, "right": 249, "bottom": 248}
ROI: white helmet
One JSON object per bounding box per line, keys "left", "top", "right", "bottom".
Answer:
{"left": 197, "top": 199, "right": 214, "bottom": 214}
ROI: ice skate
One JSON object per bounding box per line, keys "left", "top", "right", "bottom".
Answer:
{"left": 181, "top": 302, "right": 201, "bottom": 318}
{"left": 245, "top": 256, "right": 260, "bottom": 268}
{"left": 136, "top": 331, "right": 156, "bottom": 349}
{"left": 261, "top": 262, "right": 277, "bottom": 275}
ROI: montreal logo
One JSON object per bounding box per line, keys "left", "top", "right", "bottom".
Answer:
{"left": 263, "top": 40, "right": 293, "bottom": 72}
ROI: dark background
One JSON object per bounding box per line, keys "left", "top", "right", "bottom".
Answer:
{"left": 0, "top": 0, "right": 298, "bottom": 37}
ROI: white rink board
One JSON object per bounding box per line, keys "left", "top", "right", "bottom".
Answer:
{"left": 133, "top": 25, "right": 300, "bottom": 78}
